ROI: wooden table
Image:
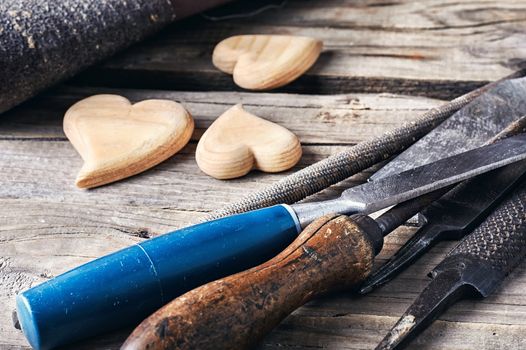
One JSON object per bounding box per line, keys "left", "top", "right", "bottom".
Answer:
{"left": 2, "top": 1, "right": 526, "bottom": 349}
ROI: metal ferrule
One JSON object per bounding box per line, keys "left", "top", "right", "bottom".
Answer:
{"left": 290, "top": 198, "right": 366, "bottom": 228}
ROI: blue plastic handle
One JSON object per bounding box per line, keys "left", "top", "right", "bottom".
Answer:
{"left": 16, "top": 204, "right": 300, "bottom": 350}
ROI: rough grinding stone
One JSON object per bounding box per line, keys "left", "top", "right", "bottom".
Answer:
{"left": 0, "top": 0, "right": 230, "bottom": 114}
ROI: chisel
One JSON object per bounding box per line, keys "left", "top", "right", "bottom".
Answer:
{"left": 16, "top": 134, "right": 526, "bottom": 350}
{"left": 120, "top": 134, "right": 526, "bottom": 350}
{"left": 376, "top": 179, "right": 526, "bottom": 350}
{"left": 359, "top": 77, "right": 526, "bottom": 293}
{"left": 360, "top": 115, "right": 526, "bottom": 293}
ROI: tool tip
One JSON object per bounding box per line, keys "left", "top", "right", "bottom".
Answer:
{"left": 359, "top": 229, "right": 437, "bottom": 295}
{"left": 359, "top": 271, "right": 391, "bottom": 294}
{"left": 359, "top": 284, "right": 374, "bottom": 294}
{"left": 375, "top": 314, "right": 417, "bottom": 350}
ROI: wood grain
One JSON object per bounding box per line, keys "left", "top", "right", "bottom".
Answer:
{"left": 2, "top": 1, "right": 526, "bottom": 349}
{"left": 196, "top": 104, "right": 302, "bottom": 179}
{"left": 0, "top": 86, "right": 442, "bottom": 144}
{"left": 73, "top": 0, "right": 526, "bottom": 99}
{"left": 63, "top": 95, "right": 194, "bottom": 188}
{"left": 212, "top": 35, "right": 322, "bottom": 90}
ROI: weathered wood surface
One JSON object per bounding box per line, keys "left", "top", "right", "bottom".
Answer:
{"left": 75, "top": 0, "right": 526, "bottom": 99}
{"left": 2, "top": 0, "right": 526, "bottom": 349}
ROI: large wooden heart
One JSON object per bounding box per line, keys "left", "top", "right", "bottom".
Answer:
{"left": 212, "top": 35, "right": 322, "bottom": 90}
{"left": 64, "top": 94, "right": 194, "bottom": 188}
{"left": 196, "top": 104, "right": 302, "bottom": 179}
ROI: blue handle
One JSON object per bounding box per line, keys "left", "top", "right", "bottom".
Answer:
{"left": 16, "top": 204, "right": 300, "bottom": 350}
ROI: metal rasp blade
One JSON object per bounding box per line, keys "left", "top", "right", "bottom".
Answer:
{"left": 375, "top": 180, "right": 526, "bottom": 350}
{"left": 359, "top": 116, "right": 526, "bottom": 293}
{"left": 291, "top": 134, "right": 526, "bottom": 226}
{"left": 360, "top": 159, "right": 526, "bottom": 293}
{"left": 371, "top": 77, "right": 526, "bottom": 181}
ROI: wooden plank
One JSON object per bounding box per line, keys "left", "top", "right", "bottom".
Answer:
{"left": 3, "top": 0, "right": 526, "bottom": 349}
{"left": 3, "top": 194, "right": 526, "bottom": 350}
{"left": 0, "top": 88, "right": 440, "bottom": 212}
{"left": 1, "top": 87, "right": 425, "bottom": 349}
{"left": 0, "top": 86, "right": 442, "bottom": 144}
{"left": 2, "top": 87, "right": 526, "bottom": 349}
{"left": 72, "top": 0, "right": 526, "bottom": 99}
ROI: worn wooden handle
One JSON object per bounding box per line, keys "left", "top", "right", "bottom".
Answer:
{"left": 121, "top": 214, "right": 380, "bottom": 350}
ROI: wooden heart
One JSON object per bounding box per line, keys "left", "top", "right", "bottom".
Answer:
{"left": 196, "top": 104, "right": 302, "bottom": 179}
{"left": 212, "top": 35, "right": 322, "bottom": 90}
{"left": 64, "top": 94, "right": 194, "bottom": 188}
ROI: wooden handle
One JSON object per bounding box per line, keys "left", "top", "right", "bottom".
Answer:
{"left": 121, "top": 214, "right": 380, "bottom": 350}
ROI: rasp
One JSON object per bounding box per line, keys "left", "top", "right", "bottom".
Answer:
{"left": 376, "top": 179, "right": 526, "bottom": 350}
{"left": 120, "top": 133, "right": 526, "bottom": 350}
{"left": 0, "top": 0, "right": 233, "bottom": 113}
{"left": 360, "top": 115, "right": 526, "bottom": 292}
{"left": 15, "top": 135, "right": 526, "bottom": 350}
{"left": 371, "top": 76, "right": 526, "bottom": 180}
{"left": 360, "top": 77, "right": 526, "bottom": 292}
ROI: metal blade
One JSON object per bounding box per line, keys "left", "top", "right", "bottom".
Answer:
{"left": 291, "top": 134, "right": 526, "bottom": 226}
{"left": 371, "top": 77, "right": 526, "bottom": 181}
{"left": 360, "top": 159, "right": 526, "bottom": 294}
{"left": 374, "top": 188, "right": 449, "bottom": 236}
{"left": 343, "top": 134, "right": 526, "bottom": 213}
{"left": 375, "top": 267, "right": 478, "bottom": 350}
{"left": 376, "top": 178, "right": 526, "bottom": 349}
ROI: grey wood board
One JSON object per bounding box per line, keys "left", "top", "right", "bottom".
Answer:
{"left": 74, "top": 0, "right": 526, "bottom": 99}
{"left": 3, "top": 0, "right": 526, "bottom": 349}
{"left": 2, "top": 89, "right": 526, "bottom": 349}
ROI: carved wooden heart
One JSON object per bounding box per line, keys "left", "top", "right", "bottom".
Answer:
{"left": 64, "top": 94, "right": 194, "bottom": 188}
{"left": 196, "top": 104, "right": 302, "bottom": 179}
{"left": 212, "top": 35, "right": 322, "bottom": 90}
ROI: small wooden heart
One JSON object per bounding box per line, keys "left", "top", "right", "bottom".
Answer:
{"left": 196, "top": 104, "right": 302, "bottom": 179}
{"left": 64, "top": 94, "right": 194, "bottom": 189}
{"left": 212, "top": 35, "right": 322, "bottom": 90}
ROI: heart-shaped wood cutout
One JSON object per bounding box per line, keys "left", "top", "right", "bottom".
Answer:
{"left": 64, "top": 94, "right": 194, "bottom": 188}
{"left": 196, "top": 104, "right": 302, "bottom": 179}
{"left": 212, "top": 35, "right": 322, "bottom": 90}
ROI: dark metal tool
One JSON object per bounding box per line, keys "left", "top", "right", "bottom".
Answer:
{"left": 360, "top": 116, "right": 526, "bottom": 293}
{"left": 359, "top": 77, "right": 526, "bottom": 293}
{"left": 120, "top": 133, "right": 526, "bottom": 350}
{"left": 370, "top": 76, "right": 526, "bottom": 224}
{"left": 371, "top": 77, "right": 526, "bottom": 180}
{"left": 376, "top": 179, "right": 526, "bottom": 350}
{"left": 208, "top": 70, "right": 526, "bottom": 222}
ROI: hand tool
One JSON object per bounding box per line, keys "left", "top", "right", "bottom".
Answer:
{"left": 16, "top": 135, "right": 526, "bottom": 350}
{"left": 371, "top": 76, "right": 526, "bottom": 181}
{"left": 120, "top": 193, "right": 460, "bottom": 349}
{"left": 121, "top": 145, "right": 526, "bottom": 350}
{"left": 120, "top": 122, "right": 526, "bottom": 349}
{"left": 206, "top": 71, "right": 526, "bottom": 221}
{"left": 375, "top": 179, "right": 526, "bottom": 350}
{"left": 360, "top": 77, "right": 526, "bottom": 293}
{"left": 0, "top": 0, "right": 232, "bottom": 113}
{"left": 361, "top": 115, "right": 526, "bottom": 292}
